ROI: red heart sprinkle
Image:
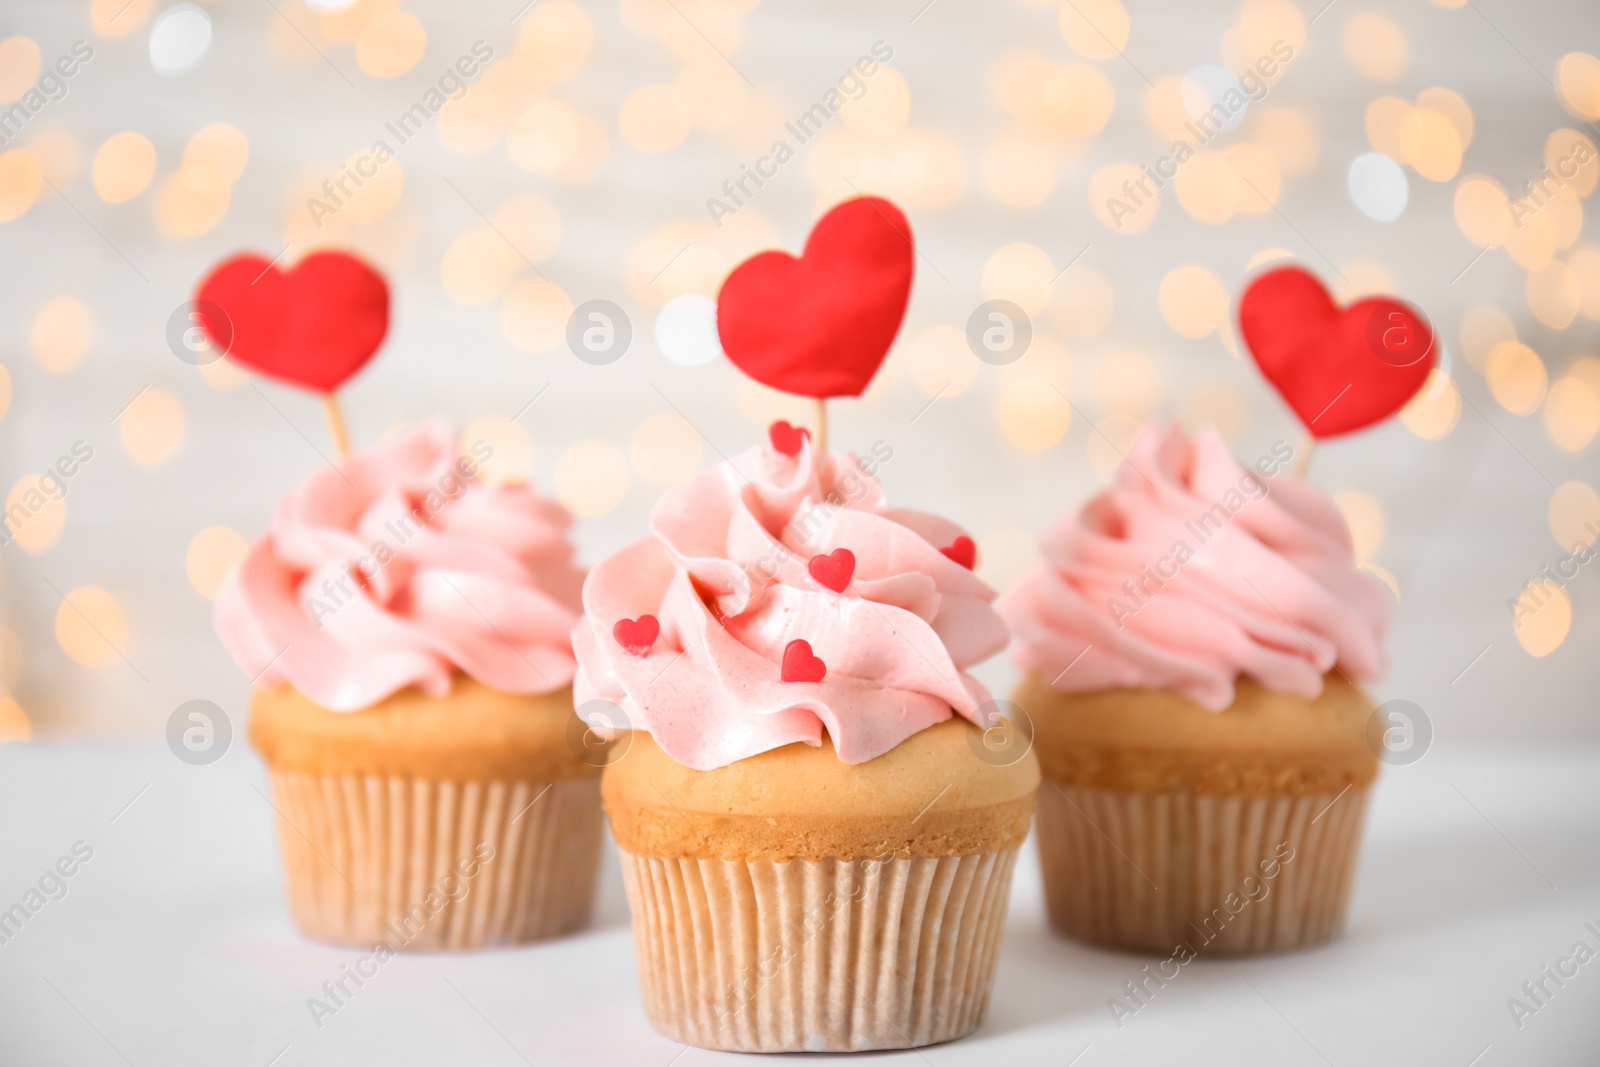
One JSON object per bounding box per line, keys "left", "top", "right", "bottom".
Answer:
{"left": 613, "top": 615, "right": 659, "bottom": 657}
{"left": 1238, "top": 266, "right": 1435, "bottom": 439}
{"left": 807, "top": 548, "right": 856, "bottom": 592}
{"left": 195, "top": 250, "right": 389, "bottom": 393}
{"left": 718, "top": 196, "right": 914, "bottom": 399}
{"left": 940, "top": 536, "right": 976, "bottom": 569}
{"left": 781, "top": 639, "right": 827, "bottom": 683}
{"left": 768, "top": 420, "right": 810, "bottom": 456}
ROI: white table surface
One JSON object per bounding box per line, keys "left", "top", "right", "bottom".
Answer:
{"left": 0, "top": 743, "right": 1596, "bottom": 1066}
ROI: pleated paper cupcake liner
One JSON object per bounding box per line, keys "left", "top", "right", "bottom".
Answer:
{"left": 1036, "top": 782, "right": 1371, "bottom": 955}
{"left": 617, "top": 848, "right": 1019, "bottom": 1053}
{"left": 266, "top": 771, "right": 602, "bottom": 949}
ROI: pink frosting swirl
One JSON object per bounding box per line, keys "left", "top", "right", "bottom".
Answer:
{"left": 1003, "top": 423, "right": 1388, "bottom": 710}
{"left": 215, "top": 421, "right": 584, "bottom": 711}
{"left": 572, "top": 435, "right": 1008, "bottom": 770}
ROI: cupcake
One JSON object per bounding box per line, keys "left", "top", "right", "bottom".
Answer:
{"left": 1003, "top": 423, "right": 1388, "bottom": 955}
{"left": 217, "top": 421, "right": 603, "bottom": 949}
{"left": 573, "top": 425, "right": 1038, "bottom": 1052}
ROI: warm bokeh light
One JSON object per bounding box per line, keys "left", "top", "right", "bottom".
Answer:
{"left": 483, "top": 57, "right": 546, "bottom": 115}
{"left": 0, "top": 149, "right": 43, "bottom": 222}
{"left": 1453, "top": 174, "right": 1510, "bottom": 247}
{"left": 810, "top": 128, "right": 968, "bottom": 214}
{"left": 1526, "top": 261, "right": 1582, "bottom": 329}
{"left": 91, "top": 0, "right": 153, "bottom": 38}
{"left": 185, "top": 526, "right": 249, "bottom": 601}
{"left": 1143, "top": 76, "right": 1190, "bottom": 142}
{"left": 1246, "top": 247, "right": 1295, "bottom": 270}
{"left": 1343, "top": 12, "right": 1408, "bottom": 82}
{"left": 5, "top": 474, "right": 67, "bottom": 554}
{"left": 493, "top": 193, "right": 562, "bottom": 264}
{"left": 29, "top": 129, "right": 80, "bottom": 194}
{"left": 355, "top": 9, "right": 427, "bottom": 79}
{"left": 437, "top": 84, "right": 511, "bottom": 155}
{"left": 1568, "top": 356, "right": 1600, "bottom": 397}
{"left": 333, "top": 150, "right": 403, "bottom": 224}
{"left": 1544, "top": 186, "right": 1584, "bottom": 249}
{"left": 1401, "top": 108, "right": 1463, "bottom": 182}
{"left": 982, "top": 134, "right": 1057, "bottom": 208}
{"left": 1416, "top": 87, "right": 1473, "bottom": 149}
{"left": 517, "top": 0, "right": 594, "bottom": 86}
{"left": 440, "top": 229, "right": 521, "bottom": 306}
{"left": 907, "top": 325, "right": 979, "bottom": 398}
{"left": 31, "top": 297, "right": 94, "bottom": 375}
{"left": 0, "top": 691, "right": 29, "bottom": 745}
{"left": 982, "top": 243, "right": 1054, "bottom": 317}
{"left": 670, "top": 62, "right": 747, "bottom": 134}
{"left": 1334, "top": 260, "right": 1397, "bottom": 302}
{"left": 1545, "top": 129, "right": 1599, "bottom": 198}
{"left": 554, "top": 439, "right": 628, "bottom": 517}
{"left": 1399, "top": 368, "right": 1461, "bottom": 441}
{"left": 1549, "top": 480, "right": 1600, "bottom": 551}
{"left": 1555, "top": 52, "right": 1600, "bottom": 122}
{"left": 182, "top": 122, "right": 249, "bottom": 190}
{"left": 619, "top": 84, "right": 692, "bottom": 154}
{"left": 461, "top": 415, "right": 534, "bottom": 486}
{"left": 1543, "top": 375, "right": 1600, "bottom": 451}
{"left": 155, "top": 167, "right": 232, "bottom": 238}
{"left": 56, "top": 586, "right": 128, "bottom": 669}
{"left": 1089, "top": 162, "right": 1157, "bottom": 233}
{"left": 1058, "top": 0, "right": 1129, "bottom": 61}
{"left": 1225, "top": 143, "right": 1280, "bottom": 213}
{"left": 0, "top": 37, "right": 41, "bottom": 103}
{"left": 1252, "top": 105, "right": 1318, "bottom": 176}
{"left": 506, "top": 100, "right": 610, "bottom": 184}
{"left": 1048, "top": 265, "right": 1114, "bottom": 338}
{"left": 975, "top": 527, "right": 1043, "bottom": 596}
{"left": 997, "top": 375, "right": 1071, "bottom": 451}
{"left": 839, "top": 65, "right": 911, "bottom": 137}
{"left": 1087, "top": 415, "right": 1143, "bottom": 482}
{"left": 1459, "top": 304, "right": 1515, "bottom": 371}
{"left": 1174, "top": 152, "right": 1241, "bottom": 225}
{"left": 1571, "top": 248, "right": 1600, "bottom": 320}
{"left": 629, "top": 412, "right": 703, "bottom": 488}
{"left": 200, "top": 357, "right": 250, "bottom": 392}
{"left": 1512, "top": 580, "right": 1570, "bottom": 658}
{"left": 1159, "top": 264, "right": 1229, "bottom": 339}
{"left": 1486, "top": 341, "right": 1548, "bottom": 415}
{"left": 119, "top": 387, "right": 186, "bottom": 466}
{"left": 92, "top": 131, "right": 157, "bottom": 203}
{"left": 1038, "top": 64, "right": 1115, "bottom": 137}
{"left": 1093, "top": 350, "right": 1163, "bottom": 418}
{"left": 501, "top": 277, "right": 573, "bottom": 353}
{"left": 1365, "top": 96, "right": 1411, "bottom": 160}
{"left": 0, "top": 624, "right": 21, "bottom": 691}
{"left": 1332, "top": 490, "right": 1385, "bottom": 566}
{"left": 1504, "top": 208, "right": 1558, "bottom": 271}
{"left": 1180, "top": 384, "right": 1246, "bottom": 441}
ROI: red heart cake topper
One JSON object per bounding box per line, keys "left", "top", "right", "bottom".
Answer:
{"left": 716, "top": 196, "right": 914, "bottom": 398}
{"left": 1238, "top": 266, "right": 1435, "bottom": 439}
{"left": 196, "top": 250, "right": 390, "bottom": 393}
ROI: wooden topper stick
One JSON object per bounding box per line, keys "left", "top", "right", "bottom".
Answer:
{"left": 813, "top": 397, "right": 829, "bottom": 453}
{"left": 322, "top": 393, "right": 352, "bottom": 458}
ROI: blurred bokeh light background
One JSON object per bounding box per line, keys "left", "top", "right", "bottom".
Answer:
{"left": 0, "top": 0, "right": 1596, "bottom": 745}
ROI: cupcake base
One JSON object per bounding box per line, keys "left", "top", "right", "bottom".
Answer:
{"left": 618, "top": 847, "right": 1019, "bottom": 1052}
{"left": 1036, "top": 781, "right": 1370, "bottom": 955}
{"left": 267, "top": 771, "right": 602, "bottom": 949}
